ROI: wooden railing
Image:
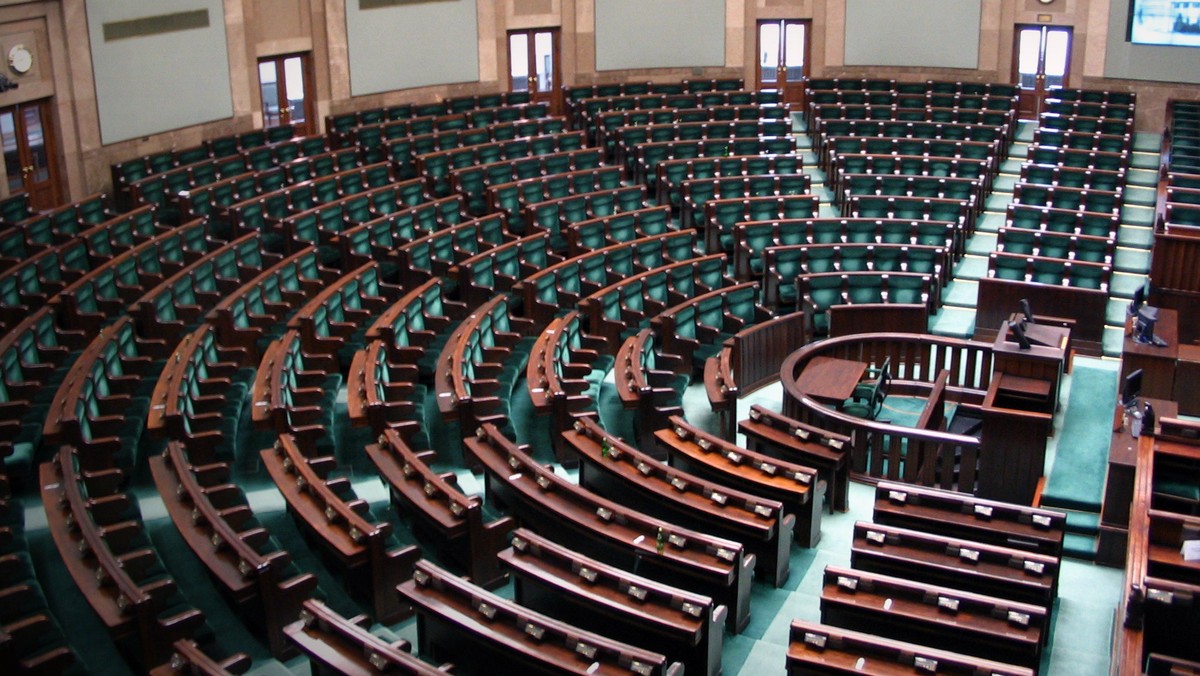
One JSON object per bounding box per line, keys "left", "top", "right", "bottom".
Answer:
{"left": 780, "top": 332, "right": 988, "bottom": 491}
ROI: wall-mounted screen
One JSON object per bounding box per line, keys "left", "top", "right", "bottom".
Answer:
{"left": 1128, "top": 0, "right": 1200, "bottom": 46}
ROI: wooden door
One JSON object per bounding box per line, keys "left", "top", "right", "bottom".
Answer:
{"left": 257, "top": 53, "right": 314, "bottom": 136}
{"left": 0, "top": 100, "right": 62, "bottom": 211}
{"left": 1013, "top": 25, "right": 1072, "bottom": 119}
{"left": 757, "top": 20, "right": 810, "bottom": 107}
{"left": 508, "top": 29, "right": 562, "bottom": 115}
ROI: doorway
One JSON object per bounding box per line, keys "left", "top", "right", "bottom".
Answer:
{"left": 508, "top": 28, "right": 562, "bottom": 115}
{"left": 1012, "top": 25, "right": 1072, "bottom": 119}
{"left": 0, "top": 100, "right": 62, "bottom": 211}
{"left": 257, "top": 53, "right": 315, "bottom": 137}
{"left": 757, "top": 20, "right": 810, "bottom": 107}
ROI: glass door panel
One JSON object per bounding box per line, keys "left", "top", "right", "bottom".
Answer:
{"left": 1012, "top": 25, "right": 1072, "bottom": 119}
{"left": 258, "top": 53, "right": 314, "bottom": 136}
{"left": 258, "top": 61, "right": 281, "bottom": 127}
{"left": 0, "top": 112, "right": 21, "bottom": 194}
{"left": 0, "top": 100, "right": 61, "bottom": 210}
{"left": 509, "top": 33, "right": 530, "bottom": 91}
{"left": 758, "top": 23, "right": 780, "bottom": 85}
{"left": 282, "top": 56, "right": 308, "bottom": 130}
{"left": 784, "top": 23, "right": 806, "bottom": 83}
{"left": 756, "top": 20, "right": 809, "bottom": 107}
{"left": 533, "top": 31, "right": 554, "bottom": 93}
{"left": 508, "top": 29, "right": 561, "bottom": 114}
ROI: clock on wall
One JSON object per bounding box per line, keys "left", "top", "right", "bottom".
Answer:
{"left": 8, "top": 45, "right": 32, "bottom": 75}
{"left": 1038, "top": 0, "right": 1056, "bottom": 5}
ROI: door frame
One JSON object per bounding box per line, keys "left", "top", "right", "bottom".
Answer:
{"left": 755, "top": 19, "right": 812, "bottom": 108}
{"left": 257, "top": 52, "right": 316, "bottom": 137}
{"left": 1011, "top": 24, "right": 1073, "bottom": 120}
{"left": 0, "top": 98, "right": 63, "bottom": 210}
{"left": 507, "top": 28, "right": 563, "bottom": 116}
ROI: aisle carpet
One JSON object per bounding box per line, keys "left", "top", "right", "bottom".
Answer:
{"left": 1040, "top": 358, "right": 1120, "bottom": 512}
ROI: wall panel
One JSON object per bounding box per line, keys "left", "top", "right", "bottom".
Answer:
{"left": 86, "top": 0, "right": 234, "bottom": 145}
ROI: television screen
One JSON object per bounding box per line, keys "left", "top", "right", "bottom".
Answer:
{"left": 1129, "top": 0, "right": 1200, "bottom": 47}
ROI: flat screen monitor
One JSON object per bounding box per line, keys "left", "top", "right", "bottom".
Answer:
{"left": 1129, "top": 283, "right": 1146, "bottom": 315}
{"left": 1136, "top": 305, "right": 1165, "bottom": 346}
{"left": 1128, "top": 0, "right": 1200, "bottom": 47}
{"left": 1123, "top": 368, "right": 1143, "bottom": 408}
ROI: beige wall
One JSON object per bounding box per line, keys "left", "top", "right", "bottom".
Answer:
{"left": 4, "top": 0, "right": 1199, "bottom": 202}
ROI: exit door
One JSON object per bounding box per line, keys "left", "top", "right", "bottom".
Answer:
{"left": 757, "top": 20, "right": 810, "bottom": 107}
{"left": 0, "top": 100, "right": 61, "bottom": 211}
{"left": 508, "top": 29, "right": 562, "bottom": 115}
{"left": 1013, "top": 25, "right": 1072, "bottom": 119}
{"left": 258, "top": 53, "right": 314, "bottom": 137}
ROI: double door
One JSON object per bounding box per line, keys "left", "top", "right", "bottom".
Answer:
{"left": 1013, "top": 25, "right": 1072, "bottom": 119}
{"left": 508, "top": 28, "right": 562, "bottom": 114}
{"left": 1, "top": 100, "right": 60, "bottom": 211}
{"left": 756, "top": 20, "right": 810, "bottom": 107}
{"left": 257, "top": 53, "right": 315, "bottom": 137}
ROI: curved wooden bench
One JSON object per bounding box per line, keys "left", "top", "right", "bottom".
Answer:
{"left": 261, "top": 433, "right": 419, "bottom": 623}
{"left": 464, "top": 423, "right": 755, "bottom": 633}
{"left": 564, "top": 417, "right": 794, "bottom": 587}
{"left": 401, "top": 559, "right": 684, "bottom": 675}
{"left": 500, "top": 528, "right": 725, "bottom": 676}
{"left": 657, "top": 416, "right": 824, "bottom": 546}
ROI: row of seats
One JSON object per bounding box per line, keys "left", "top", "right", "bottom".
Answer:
{"left": 563, "top": 77, "right": 744, "bottom": 103}
{"left": 450, "top": 146, "right": 605, "bottom": 215}
{"left": 979, "top": 88, "right": 1134, "bottom": 349}
{"left": 325, "top": 88, "right": 532, "bottom": 137}
{"left": 347, "top": 102, "right": 553, "bottom": 164}
{"left": 806, "top": 78, "right": 1019, "bottom": 98}
{"left": 566, "top": 88, "right": 778, "bottom": 130}
{"left": 592, "top": 104, "right": 790, "bottom": 155}
{"left": 404, "top": 129, "right": 585, "bottom": 196}
{"left": 787, "top": 480, "right": 1065, "bottom": 674}
{"left": 13, "top": 73, "right": 1125, "bottom": 673}
{"left": 112, "top": 125, "right": 299, "bottom": 206}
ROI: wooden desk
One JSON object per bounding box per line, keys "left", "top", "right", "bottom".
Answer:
{"left": 1175, "top": 343, "right": 1200, "bottom": 417}
{"left": 1097, "top": 397, "right": 1178, "bottom": 567}
{"left": 1122, "top": 307, "right": 1179, "bottom": 402}
{"left": 991, "top": 320, "right": 1068, "bottom": 413}
{"left": 979, "top": 372, "right": 1055, "bottom": 505}
{"left": 794, "top": 356, "right": 866, "bottom": 409}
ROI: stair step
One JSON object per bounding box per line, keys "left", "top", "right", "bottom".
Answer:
{"left": 1058, "top": 509, "right": 1102, "bottom": 536}
{"left": 1063, "top": 532, "right": 1099, "bottom": 561}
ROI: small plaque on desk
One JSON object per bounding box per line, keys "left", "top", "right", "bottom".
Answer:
{"left": 1183, "top": 540, "right": 1200, "bottom": 563}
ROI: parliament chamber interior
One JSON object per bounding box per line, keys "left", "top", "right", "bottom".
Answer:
{"left": 1, "top": 0, "right": 1200, "bottom": 674}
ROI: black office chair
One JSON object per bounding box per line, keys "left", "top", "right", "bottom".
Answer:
{"left": 844, "top": 368, "right": 891, "bottom": 420}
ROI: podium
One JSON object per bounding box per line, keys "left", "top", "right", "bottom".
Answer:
{"left": 978, "top": 322, "right": 1067, "bottom": 504}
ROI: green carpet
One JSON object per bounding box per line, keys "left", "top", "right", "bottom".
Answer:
{"left": 967, "top": 232, "right": 998, "bottom": 255}
{"left": 940, "top": 279, "right": 979, "bottom": 307}
{"left": 1041, "top": 359, "right": 1119, "bottom": 512}
{"left": 928, "top": 306, "right": 976, "bottom": 338}
{"left": 1121, "top": 204, "right": 1156, "bottom": 226}
{"left": 953, "top": 255, "right": 989, "bottom": 281}
{"left": 1117, "top": 225, "right": 1155, "bottom": 249}
{"left": 1114, "top": 247, "right": 1152, "bottom": 274}
{"left": 975, "top": 211, "right": 1007, "bottom": 233}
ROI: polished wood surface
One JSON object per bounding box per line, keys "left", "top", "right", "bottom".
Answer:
{"left": 793, "top": 355, "right": 866, "bottom": 408}
{"left": 787, "top": 620, "right": 1034, "bottom": 676}
{"left": 1099, "top": 398, "right": 1179, "bottom": 567}
{"left": 1122, "top": 306, "right": 1180, "bottom": 402}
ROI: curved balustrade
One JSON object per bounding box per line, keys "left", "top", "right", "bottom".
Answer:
{"left": 780, "top": 332, "right": 987, "bottom": 491}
